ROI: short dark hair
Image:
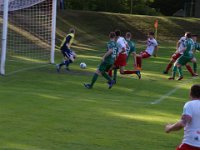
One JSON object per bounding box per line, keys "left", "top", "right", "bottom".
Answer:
{"left": 190, "top": 84, "right": 200, "bottom": 98}
{"left": 149, "top": 32, "right": 155, "bottom": 36}
{"left": 192, "top": 34, "right": 198, "bottom": 37}
{"left": 109, "top": 32, "right": 116, "bottom": 39}
{"left": 69, "top": 28, "right": 75, "bottom": 33}
{"left": 115, "top": 30, "right": 121, "bottom": 36}
{"left": 185, "top": 32, "right": 192, "bottom": 38}
{"left": 126, "top": 32, "right": 132, "bottom": 38}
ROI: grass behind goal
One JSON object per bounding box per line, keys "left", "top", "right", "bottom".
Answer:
{"left": 0, "top": 42, "right": 200, "bottom": 150}
{"left": 1, "top": 0, "right": 53, "bottom": 75}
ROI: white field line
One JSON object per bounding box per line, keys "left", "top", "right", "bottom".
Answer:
{"left": 150, "top": 87, "right": 179, "bottom": 105}
{"left": 5, "top": 64, "right": 51, "bottom": 76}
{"left": 150, "top": 77, "right": 197, "bottom": 105}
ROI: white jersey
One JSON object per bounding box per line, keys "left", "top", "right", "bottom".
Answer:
{"left": 117, "top": 36, "right": 127, "bottom": 53}
{"left": 182, "top": 100, "right": 200, "bottom": 147}
{"left": 177, "top": 36, "right": 186, "bottom": 54}
{"left": 145, "top": 38, "right": 158, "bottom": 55}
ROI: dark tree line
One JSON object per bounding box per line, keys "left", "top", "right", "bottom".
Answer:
{"left": 150, "top": 0, "right": 185, "bottom": 16}
{"left": 59, "top": 0, "right": 184, "bottom": 16}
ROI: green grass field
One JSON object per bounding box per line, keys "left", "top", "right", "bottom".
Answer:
{"left": 1, "top": 10, "right": 200, "bottom": 150}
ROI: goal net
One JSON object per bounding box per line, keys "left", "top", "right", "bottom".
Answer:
{"left": 0, "top": 0, "right": 56, "bottom": 75}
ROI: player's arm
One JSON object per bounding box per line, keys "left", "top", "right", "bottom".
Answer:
{"left": 165, "top": 120, "right": 185, "bottom": 133}
{"left": 193, "top": 46, "right": 196, "bottom": 53}
{"left": 176, "top": 40, "right": 181, "bottom": 51}
{"left": 131, "top": 52, "right": 137, "bottom": 65}
{"left": 153, "top": 46, "right": 158, "bottom": 57}
{"left": 193, "top": 43, "right": 200, "bottom": 53}
{"left": 195, "top": 43, "right": 200, "bottom": 52}
{"left": 165, "top": 104, "right": 192, "bottom": 133}
{"left": 131, "top": 43, "right": 137, "bottom": 66}
{"left": 102, "top": 49, "right": 112, "bottom": 62}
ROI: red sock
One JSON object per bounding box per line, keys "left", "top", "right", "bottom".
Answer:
{"left": 136, "top": 56, "right": 142, "bottom": 69}
{"left": 108, "top": 69, "right": 112, "bottom": 77}
{"left": 185, "top": 64, "right": 194, "bottom": 75}
{"left": 166, "top": 63, "right": 173, "bottom": 72}
{"left": 123, "top": 70, "right": 137, "bottom": 74}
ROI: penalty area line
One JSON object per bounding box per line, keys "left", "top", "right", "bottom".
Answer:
{"left": 150, "top": 77, "right": 197, "bottom": 105}
{"left": 150, "top": 86, "right": 179, "bottom": 105}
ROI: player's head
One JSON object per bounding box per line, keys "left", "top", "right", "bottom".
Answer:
{"left": 69, "top": 28, "right": 75, "bottom": 34}
{"left": 184, "top": 32, "right": 190, "bottom": 37}
{"left": 148, "top": 32, "right": 154, "bottom": 38}
{"left": 126, "top": 32, "right": 132, "bottom": 40}
{"left": 115, "top": 29, "right": 121, "bottom": 37}
{"left": 190, "top": 84, "right": 200, "bottom": 99}
{"left": 109, "top": 32, "right": 116, "bottom": 39}
{"left": 185, "top": 32, "right": 192, "bottom": 39}
{"left": 192, "top": 34, "right": 198, "bottom": 42}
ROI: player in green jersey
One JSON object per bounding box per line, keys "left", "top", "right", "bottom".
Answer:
{"left": 123, "top": 32, "right": 141, "bottom": 77}
{"left": 169, "top": 32, "right": 197, "bottom": 80}
{"left": 190, "top": 34, "right": 200, "bottom": 76}
{"left": 84, "top": 32, "right": 118, "bottom": 89}
{"left": 126, "top": 32, "right": 137, "bottom": 68}
{"left": 108, "top": 31, "right": 141, "bottom": 83}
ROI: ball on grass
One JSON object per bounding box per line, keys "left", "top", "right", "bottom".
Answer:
{"left": 80, "top": 62, "right": 87, "bottom": 69}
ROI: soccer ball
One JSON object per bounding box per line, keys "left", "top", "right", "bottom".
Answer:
{"left": 80, "top": 62, "right": 87, "bottom": 69}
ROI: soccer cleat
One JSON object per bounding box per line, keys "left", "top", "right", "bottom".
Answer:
{"left": 56, "top": 64, "right": 61, "bottom": 72}
{"left": 168, "top": 77, "right": 175, "bottom": 80}
{"left": 192, "top": 73, "right": 198, "bottom": 77}
{"left": 84, "top": 83, "right": 92, "bottom": 89}
{"left": 163, "top": 71, "right": 168, "bottom": 74}
{"left": 107, "top": 80, "right": 116, "bottom": 84}
{"left": 108, "top": 80, "right": 115, "bottom": 89}
{"left": 136, "top": 71, "right": 141, "bottom": 79}
{"left": 177, "top": 76, "right": 183, "bottom": 81}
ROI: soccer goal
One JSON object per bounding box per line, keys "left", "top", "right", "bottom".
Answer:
{"left": 0, "top": 0, "right": 57, "bottom": 75}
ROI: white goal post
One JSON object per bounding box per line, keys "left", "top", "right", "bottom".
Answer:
{"left": 0, "top": 0, "right": 57, "bottom": 75}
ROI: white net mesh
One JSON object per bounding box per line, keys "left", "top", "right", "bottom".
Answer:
{"left": 0, "top": 9, "right": 2, "bottom": 65}
{"left": 0, "top": 0, "right": 53, "bottom": 74}
{"left": 0, "top": 0, "right": 45, "bottom": 11}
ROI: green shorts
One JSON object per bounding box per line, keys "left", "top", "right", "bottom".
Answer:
{"left": 98, "top": 62, "right": 112, "bottom": 72}
{"left": 177, "top": 55, "right": 192, "bottom": 65}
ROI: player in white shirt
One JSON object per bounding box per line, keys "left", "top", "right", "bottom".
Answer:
{"left": 136, "top": 32, "right": 158, "bottom": 70}
{"left": 108, "top": 30, "right": 141, "bottom": 83}
{"left": 163, "top": 32, "right": 197, "bottom": 76}
{"left": 165, "top": 84, "right": 200, "bottom": 150}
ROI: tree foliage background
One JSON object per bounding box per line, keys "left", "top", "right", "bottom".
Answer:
{"left": 60, "top": 0, "right": 184, "bottom": 16}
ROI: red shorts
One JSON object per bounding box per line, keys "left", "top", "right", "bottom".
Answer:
{"left": 140, "top": 51, "right": 151, "bottom": 59}
{"left": 114, "top": 53, "right": 127, "bottom": 67}
{"left": 172, "top": 53, "right": 182, "bottom": 61}
{"left": 176, "top": 143, "right": 200, "bottom": 150}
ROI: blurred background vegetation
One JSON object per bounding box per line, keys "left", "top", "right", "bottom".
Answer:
{"left": 58, "top": 0, "right": 185, "bottom": 16}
